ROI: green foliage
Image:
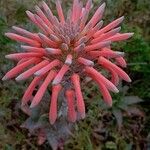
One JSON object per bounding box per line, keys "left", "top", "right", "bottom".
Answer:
{"left": 14, "top": 5, "right": 28, "bottom": 23}
{"left": 112, "top": 25, "right": 150, "bottom": 73}
{"left": 0, "top": 17, "right": 12, "bottom": 46}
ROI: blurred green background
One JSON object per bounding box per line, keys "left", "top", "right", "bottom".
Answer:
{"left": 0, "top": 0, "right": 150, "bottom": 149}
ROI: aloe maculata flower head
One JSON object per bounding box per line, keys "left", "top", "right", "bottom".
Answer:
{"left": 3, "top": 0, "right": 133, "bottom": 124}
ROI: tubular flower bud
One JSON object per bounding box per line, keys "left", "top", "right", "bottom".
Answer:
{"left": 3, "top": 0, "right": 133, "bottom": 124}
{"left": 30, "top": 70, "right": 56, "bottom": 108}
{"left": 65, "top": 90, "right": 77, "bottom": 122}
{"left": 71, "top": 74, "right": 85, "bottom": 119}
{"left": 49, "top": 84, "right": 62, "bottom": 124}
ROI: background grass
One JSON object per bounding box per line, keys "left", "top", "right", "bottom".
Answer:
{"left": 0, "top": 0, "right": 150, "bottom": 149}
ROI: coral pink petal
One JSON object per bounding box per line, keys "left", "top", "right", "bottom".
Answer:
{"left": 80, "top": 10, "right": 89, "bottom": 30}
{"left": 75, "top": 1, "right": 83, "bottom": 21}
{"left": 89, "top": 48, "right": 124, "bottom": 58}
{"left": 17, "top": 58, "right": 29, "bottom": 65}
{"left": 35, "top": 59, "right": 60, "bottom": 76}
{"left": 5, "top": 33, "right": 41, "bottom": 47}
{"left": 49, "top": 84, "right": 62, "bottom": 124}
{"left": 116, "top": 57, "right": 127, "bottom": 68}
{"left": 41, "top": 1, "right": 53, "bottom": 15}
{"left": 85, "top": 41, "right": 111, "bottom": 51}
{"left": 21, "top": 45, "right": 45, "bottom": 53}
{"left": 71, "top": 74, "right": 85, "bottom": 119}
{"left": 78, "top": 57, "right": 94, "bottom": 66}
{"left": 52, "top": 64, "right": 69, "bottom": 85}
{"left": 92, "top": 27, "right": 121, "bottom": 43}
{"left": 109, "top": 68, "right": 120, "bottom": 86}
{"left": 106, "top": 33, "right": 134, "bottom": 42}
{"left": 87, "top": 3, "right": 105, "bottom": 27}
{"left": 60, "top": 43, "right": 69, "bottom": 51}
{"left": 85, "top": 0, "right": 93, "bottom": 11}
{"left": 74, "top": 43, "right": 85, "bottom": 52}
{"left": 12, "top": 26, "right": 41, "bottom": 42}
{"left": 5, "top": 53, "right": 43, "bottom": 60}
{"left": 65, "top": 54, "right": 73, "bottom": 65}
{"left": 49, "top": 34, "right": 61, "bottom": 43}
{"left": 56, "top": 0, "right": 65, "bottom": 23}
{"left": 34, "top": 14, "right": 53, "bottom": 35}
{"left": 80, "top": 22, "right": 93, "bottom": 37}
{"left": 85, "top": 66, "right": 119, "bottom": 93}
{"left": 22, "top": 76, "right": 44, "bottom": 105}
{"left": 65, "top": 90, "right": 77, "bottom": 122}
{"left": 2, "top": 58, "right": 39, "bottom": 80}
{"left": 16, "top": 60, "right": 49, "bottom": 81}
{"left": 45, "top": 48, "right": 62, "bottom": 55}
{"left": 72, "top": 0, "right": 79, "bottom": 22}
{"left": 30, "top": 70, "right": 56, "bottom": 108}
{"left": 75, "top": 36, "right": 87, "bottom": 47}
{"left": 86, "top": 21, "right": 103, "bottom": 39}
{"left": 98, "top": 82, "right": 112, "bottom": 106}
{"left": 26, "top": 10, "right": 47, "bottom": 33}
{"left": 35, "top": 5, "right": 52, "bottom": 28}
{"left": 38, "top": 33, "right": 58, "bottom": 48}
{"left": 94, "top": 16, "right": 124, "bottom": 37}
{"left": 98, "top": 57, "right": 131, "bottom": 82}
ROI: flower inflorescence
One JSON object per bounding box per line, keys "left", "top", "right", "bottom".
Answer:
{"left": 2, "top": 0, "right": 133, "bottom": 124}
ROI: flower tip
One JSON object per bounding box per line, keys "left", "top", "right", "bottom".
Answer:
{"left": 101, "top": 2, "right": 106, "bottom": 8}
{"left": 2, "top": 76, "right": 8, "bottom": 81}
{"left": 80, "top": 112, "right": 86, "bottom": 119}
{"left": 108, "top": 101, "right": 113, "bottom": 107}
{"left": 50, "top": 119, "right": 55, "bottom": 125}
{"left": 114, "top": 88, "right": 119, "bottom": 93}
{"left": 12, "top": 26, "right": 19, "bottom": 31}
{"left": 34, "top": 5, "right": 39, "bottom": 10}
{"left": 52, "top": 80, "right": 59, "bottom": 86}
{"left": 120, "top": 16, "right": 125, "bottom": 22}
{"left": 34, "top": 72, "right": 40, "bottom": 76}
{"left": 4, "top": 33, "right": 10, "bottom": 37}
{"left": 104, "top": 40, "right": 112, "bottom": 46}
{"left": 117, "top": 26, "right": 122, "bottom": 32}
{"left": 105, "top": 99, "right": 113, "bottom": 107}
{"left": 5, "top": 55, "right": 11, "bottom": 59}
{"left": 127, "top": 77, "right": 132, "bottom": 82}
{"left": 115, "top": 51, "right": 125, "bottom": 56}
{"left": 15, "top": 75, "right": 23, "bottom": 81}
{"left": 100, "top": 20, "right": 104, "bottom": 25}
{"left": 25, "top": 10, "right": 30, "bottom": 15}
{"left": 21, "top": 45, "right": 25, "bottom": 49}
{"left": 38, "top": 33, "right": 44, "bottom": 38}
{"left": 34, "top": 14, "right": 39, "bottom": 20}
{"left": 30, "top": 103, "right": 35, "bottom": 108}
{"left": 128, "top": 33, "right": 134, "bottom": 37}
{"left": 45, "top": 48, "right": 50, "bottom": 51}
{"left": 12, "top": 26, "right": 16, "bottom": 29}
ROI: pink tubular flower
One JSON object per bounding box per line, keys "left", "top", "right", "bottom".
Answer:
{"left": 3, "top": 0, "right": 133, "bottom": 124}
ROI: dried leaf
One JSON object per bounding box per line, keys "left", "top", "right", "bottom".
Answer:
{"left": 112, "top": 109, "right": 123, "bottom": 129}
{"left": 105, "top": 141, "right": 117, "bottom": 149}
{"left": 126, "top": 107, "right": 144, "bottom": 117}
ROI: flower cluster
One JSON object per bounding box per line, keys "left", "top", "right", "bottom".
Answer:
{"left": 3, "top": 0, "right": 133, "bottom": 124}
